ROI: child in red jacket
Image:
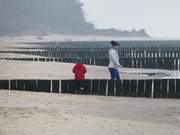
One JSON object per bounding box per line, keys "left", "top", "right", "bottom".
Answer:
{"left": 72, "top": 59, "right": 87, "bottom": 94}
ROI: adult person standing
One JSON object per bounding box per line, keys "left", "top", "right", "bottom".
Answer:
{"left": 108, "top": 41, "right": 122, "bottom": 80}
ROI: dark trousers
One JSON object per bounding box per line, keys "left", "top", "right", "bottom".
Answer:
{"left": 74, "top": 80, "right": 86, "bottom": 94}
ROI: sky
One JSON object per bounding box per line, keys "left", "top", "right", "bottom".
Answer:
{"left": 80, "top": 0, "right": 180, "bottom": 38}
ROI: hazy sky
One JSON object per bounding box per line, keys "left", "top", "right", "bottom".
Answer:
{"left": 80, "top": 0, "right": 180, "bottom": 38}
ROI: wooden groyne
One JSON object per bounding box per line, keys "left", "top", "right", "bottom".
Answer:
{"left": 1, "top": 79, "right": 180, "bottom": 98}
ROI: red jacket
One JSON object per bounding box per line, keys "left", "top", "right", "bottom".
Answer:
{"left": 73, "top": 63, "right": 87, "bottom": 80}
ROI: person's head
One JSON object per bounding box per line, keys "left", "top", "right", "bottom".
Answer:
{"left": 110, "top": 41, "right": 120, "bottom": 49}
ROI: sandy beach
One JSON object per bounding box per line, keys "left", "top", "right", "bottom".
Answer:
{"left": 1, "top": 59, "right": 178, "bottom": 80}
{"left": 0, "top": 90, "right": 180, "bottom": 135}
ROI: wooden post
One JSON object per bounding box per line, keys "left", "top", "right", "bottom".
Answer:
{"left": 50, "top": 80, "right": 53, "bottom": 93}
{"left": 8, "top": 80, "right": 11, "bottom": 92}
{"left": 151, "top": 80, "right": 154, "bottom": 99}
{"left": 114, "top": 80, "right": 116, "bottom": 96}
{"left": 59, "top": 80, "right": 61, "bottom": 93}
{"left": 106, "top": 80, "right": 108, "bottom": 96}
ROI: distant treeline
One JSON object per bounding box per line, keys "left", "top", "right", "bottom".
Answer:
{"left": 0, "top": 0, "right": 148, "bottom": 37}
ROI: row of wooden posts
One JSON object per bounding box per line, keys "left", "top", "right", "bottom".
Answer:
{"left": 2, "top": 47, "right": 180, "bottom": 58}
{"left": 0, "top": 79, "right": 180, "bottom": 98}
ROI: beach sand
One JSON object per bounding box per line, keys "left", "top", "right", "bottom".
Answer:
{"left": 0, "top": 90, "right": 180, "bottom": 135}
{"left": 0, "top": 59, "right": 178, "bottom": 80}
